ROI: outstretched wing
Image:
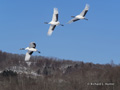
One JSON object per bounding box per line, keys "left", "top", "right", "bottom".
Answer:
{"left": 25, "top": 51, "right": 33, "bottom": 61}
{"left": 29, "top": 42, "right": 36, "bottom": 48}
{"left": 80, "top": 4, "right": 89, "bottom": 17}
{"left": 48, "top": 25, "right": 56, "bottom": 36}
{"left": 52, "top": 8, "right": 58, "bottom": 22}
{"left": 68, "top": 18, "right": 79, "bottom": 24}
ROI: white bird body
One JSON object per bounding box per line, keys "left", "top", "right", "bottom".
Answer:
{"left": 68, "top": 4, "right": 89, "bottom": 24}
{"left": 75, "top": 15, "right": 85, "bottom": 19}
{"left": 49, "top": 21, "right": 60, "bottom": 26}
{"left": 20, "top": 42, "right": 40, "bottom": 61}
{"left": 25, "top": 47, "right": 37, "bottom": 52}
{"left": 45, "top": 8, "right": 64, "bottom": 36}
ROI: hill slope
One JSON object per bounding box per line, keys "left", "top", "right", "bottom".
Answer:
{"left": 0, "top": 50, "right": 120, "bottom": 90}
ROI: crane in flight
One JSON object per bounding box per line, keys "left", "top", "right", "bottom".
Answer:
{"left": 68, "top": 4, "right": 90, "bottom": 24}
{"left": 20, "top": 42, "right": 40, "bottom": 61}
{"left": 44, "top": 8, "right": 64, "bottom": 36}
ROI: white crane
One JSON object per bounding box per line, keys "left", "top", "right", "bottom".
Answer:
{"left": 44, "top": 8, "right": 64, "bottom": 36}
{"left": 68, "top": 4, "right": 90, "bottom": 24}
{"left": 20, "top": 42, "right": 40, "bottom": 61}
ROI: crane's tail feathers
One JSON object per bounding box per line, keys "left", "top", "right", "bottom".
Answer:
{"left": 60, "top": 24, "right": 64, "bottom": 26}
{"left": 37, "top": 51, "right": 41, "bottom": 53}
{"left": 85, "top": 18, "right": 88, "bottom": 20}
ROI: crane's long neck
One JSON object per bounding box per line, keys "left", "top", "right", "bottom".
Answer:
{"left": 71, "top": 16, "right": 75, "bottom": 18}
{"left": 20, "top": 48, "right": 25, "bottom": 50}
{"left": 44, "top": 22, "right": 49, "bottom": 24}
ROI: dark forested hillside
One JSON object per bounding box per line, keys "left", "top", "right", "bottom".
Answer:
{"left": 0, "top": 50, "right": 120, "bottom": 90}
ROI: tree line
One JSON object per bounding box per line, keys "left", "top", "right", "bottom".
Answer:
{"left": 0, "top": 50, "right": 120, "bottom": 90}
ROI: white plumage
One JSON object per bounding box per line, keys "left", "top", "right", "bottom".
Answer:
{"left": 52, "top": 8, "right": 58, "bottom": 22}
{"left": 44, "top": 8, "right": 64, "bottom": 36}
{"left": 20, "top": 42, "right": 40, "bottom": 61}
{"left": 68, "top": 4, "right": 90, "bottom": 24}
